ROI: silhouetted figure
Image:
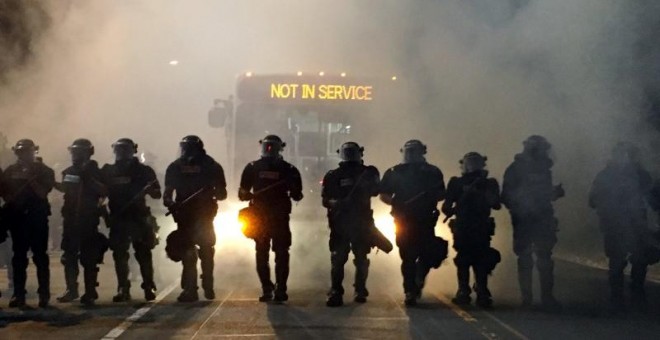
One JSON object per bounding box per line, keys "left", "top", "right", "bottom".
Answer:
{"left": 164, "top": 135, "right": 227, "bottom": 302}
{"left": 56, "top": 139, "right": 108, "bottom": 306}
{"left": 1, "top": 139, "right": 55, "bottom": 308}
{"left": 239, "top": 135, "right": 303, "bottom": 303}
{"left": 102, "top": 138, "right": 161, "bottom": 302}
{"left": 589, "top": 142, "right": 652, "bottom": 312}
{"left": 443, "top": 152, "right": 501, "bottom": 308}
{"left": 322, "top": 142, "right": 380, "bottom": 307}
{"left": 502, "top": 135, "right": 564, "bottom": 311}
{"left": 380, "top": 140, "right": 446, "bottom": 307}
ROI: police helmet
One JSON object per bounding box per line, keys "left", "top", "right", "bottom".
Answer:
{"left": 337, "top": 142, "right": 364, "bottom": 162}
{"left": 68, "top": 138, "right": 95, "bottom": 156}
{"left": 165, "top": 230, "right": 185, "bottom": 262}
{"left": 460, "top": 152, "right": 487, "bottom": 174}
{"left": 523, "top": 135, "right": 551, "bottom": 152}
{"left": 112, "top": 138, "right": 138, "bottom": 154}
{"left": 180, "top": 135, "right": 204, "bottom": 148}
{"left": 260, "top": 135, "right": 285, "bottom": 158}
{"left": 401, "top": 139, "right": 427, "bottom": 163}
{"left": 12, "top": 139, "right": 38, "bottom": 153}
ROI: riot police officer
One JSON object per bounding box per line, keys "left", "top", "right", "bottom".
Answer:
{"left": 501, "top": 135, "right": 564, "bottom": 310}
{"left": 380, "top": 140, "right": 445, "bottom": 306}
{"left": 1, "top": 139, "right": 55, "bottom": 308}
{"left": 238, "top": 135, "right": 303, "bottom": 303}
{"left": 322, "top": 142, "right": 380, "bottom": 307}
{"left": 102, "top": 138, "right": 162, "bottom": 302}
{"left": 589, "top": 142, "right": 652, "bottom": 311}
{"left": 442, "top": 152, "right": 501, "bottom": 308}
{"left": 56, "top": 139, "right": 108, "bottom": 306}
{"left": 164, "top": 135, "right": 227, "bottom": 302}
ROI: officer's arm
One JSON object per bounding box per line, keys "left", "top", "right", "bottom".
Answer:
{"left": 433, "top": 169, "right": 446, "bottom": 202}
{"left": 321, "top": 172, "right": 336, "bottom": 209}
{"left": 379, "top": 169, "right": 395, "bottom": 205}
{"left": 145, "top": 166, "right": 162, "bottom": 199}
{"left": 238, "top": 164, "right": 254, "bottom": 201}
{"left": 163, "top": 164, "right": 176, "bottom": 207}
{"left": 487, "top": 179, "right": 502, "bottom": 210}
{"left": 29, "top": 165, "right": 55, "bottom": 199}
{"left": 440, "top": 178, "right": 457, "bottom": 217}
{"left": 86, "top": 167, "right": 108, "bottom": 197}
{"left": 588, "top": 171, "right": 604, "bottom": 209}
{"left": 500, "top": 164, "right": 518, "bottom": 208}
{"left": 288, "top": 166, "right": 303, "bottom": 202}
{"left": 214, "top": 162, "right": 228, "bottom": 201}
{"left": 365, "top": 166, "right": 381, "bottom": 197}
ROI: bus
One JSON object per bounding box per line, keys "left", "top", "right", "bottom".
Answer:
{"left": 209, "top": 72, "right": 402, "bottom": 215}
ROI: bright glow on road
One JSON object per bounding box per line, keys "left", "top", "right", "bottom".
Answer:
{"left": 169, "top": 60, "right": 179, "bottom": 66}
{"left": 374, "top": 213, "right": 396, "bottom": 243}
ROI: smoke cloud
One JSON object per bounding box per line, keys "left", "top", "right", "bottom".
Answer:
{"left": 1, "top": 0, "right": 660, "bottom": 289}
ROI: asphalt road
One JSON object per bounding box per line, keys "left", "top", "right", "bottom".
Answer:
{"left": 1, "top": 218, "right": 660, "bottom": 340}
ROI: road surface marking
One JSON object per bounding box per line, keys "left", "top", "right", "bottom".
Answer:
{"left": 198, "top": 334, "right": 275, "bottom": 338}
{"left": 433, "top": 293, "right": 529, "bottom": 340}
{"left": 480, "top": 311, "right": 530, "bottom": 340}
{"left": 190, "top": 290, "right": 235, "bottom": 340}
{"left": 101, "top": 280, "right": 178, "bottom": 340}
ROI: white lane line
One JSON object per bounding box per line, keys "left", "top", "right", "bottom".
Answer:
{"left": 433, "top": 293, "right": 477, "bottom": 322}
{"left": 480, "top": 311, "right": 530, "bottom": 340}
{"left": 101, "top": 280, "right": 179, "bottom": 340}
{"left": 189, "top": 290, "right": 235, "bottom": 340}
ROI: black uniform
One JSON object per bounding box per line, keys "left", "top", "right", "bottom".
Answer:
{"left": 322, "top": 162, "right": 379, "bottom": 299}
{"left": 102, "top": 157, "right": 161, "bottom": 298}
{"left": 501, "top": 153, "right": 561, "bottom": 306}
{"left": 239, "top": 157, "right": 303, "bottom": 299}
{"left": 589, "top": 161, "right": 652, "bottom": 307}
{"left": 1, "top": 159, "right": 55, "bottom": 302}
{"left": 59, "top": 160, "right": 106, "bottom": 301}
{"left": 165, "top": 154, "right": 226, "bottom": 294}
{"left": 442, "top": 171, "right": 500, "bottom": 305}
{"left": 380, "top": 162, "right": 445, "bottom": 297}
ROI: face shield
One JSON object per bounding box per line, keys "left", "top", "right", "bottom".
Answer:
{"left": 461, "top": 154, "right": 486, "bottom": 174}
{"left": 113, "top": 143, "right": 135, "bottom": 162}
{"left": 14, "top": 146, "right": 37, "bottom": 163}
{"left": 339, "top": 143, "right": 363, "bottom": 163}
{"left": 260, "top": 140, "right": 283, "bottom": 158}
{"left": 69, "top": 147, "right": 92, "bottom": 166}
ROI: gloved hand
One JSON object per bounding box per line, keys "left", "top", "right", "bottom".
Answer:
{"left": 553, "top": 183, "right": 565, "bottom": 199}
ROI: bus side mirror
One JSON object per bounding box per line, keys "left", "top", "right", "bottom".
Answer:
{"left": 208, "top": 107, "right": 228, "bottom": 128}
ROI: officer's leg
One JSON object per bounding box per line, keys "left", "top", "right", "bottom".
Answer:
{"left": 57, "top": 231, "right": 80, "bottom": 302}
{"left": 198, "top": 217, "right": 217, "bottom": 300}
{"left": 398, "top": 243, "right": 419, "bottom": 305}
{"left": 272, "top": 226, "right": 292, "bottom": 302}
{"left": 473, "top": 250, "right": 492, "bottom": 308}
{"left": 111, "top": 225, "right": 132, "bottom": 302}
{"left": 514, "top": 235, "right": 534, "bottom": 306}
{"left": 452, "top": 252, "right": 472, "bottom": 305}
{"left": 353, "top": 244, "right": 370, "bottom": 302}
{"left": 534, "top": 226, "right": 560, "bottom": 310}
{"left": 9, "top": 226, "right": 29, "bottom": 307}
{"left": 133, "top": 241, "right": 156, "bottom": 301}
{"left": 30, "top": 216, "right": 51, "bottom": 306}
{"left": 80, "top": 235, "right": 100, "bottom": 305}
{"left": 327, "top": 237, "right": 349, "bottom": 307}
{"left": 630, "top": 252, "right": 648, "bottom": 309}
{"left": 255, "top": 237, "right": 273, "bottom": 301}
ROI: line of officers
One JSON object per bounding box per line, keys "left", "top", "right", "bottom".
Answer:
{"left": 0, "top": 134, "right": 658, "bottom": 313}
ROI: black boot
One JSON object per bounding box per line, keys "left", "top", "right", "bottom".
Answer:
{"left": 326, "top": 290, "right": 343, "bottom": 307}
{"left": 538, "top": 257, "right": 561, "bottom": 312}
{"left": 57, "top": 285, "right": 79, "bottom": 303}
{"left": 142, "top": 282, "right": 157, "bottom": 302}
{"left": 8, "top": 295, "right": 26, "bottom": 308}
{"left": 452, "top": 265, "right": 472, "bottom": 305}
{"left": 474, "top": 267, "right": 493, "bottom": 309}
{"left": 273, "top": 250, "right": 289, "bottom": 303}
{"left": 177, "top": 289, "right": 199, "bottom": 302}
{"left": 630, "top": 263, "right": 648, "bottom": 312}
{"left": 259, "top": 284, "right": 274, "bottom": 302}
{"left": 112, "top": 283, "right": 132, "bottom": 303}
{"left": 58, "top": 257, "right": 80, "bottom": 302}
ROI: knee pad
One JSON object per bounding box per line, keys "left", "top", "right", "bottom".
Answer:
{"left": 274, "top": 250, "right": 289, "bottom": 264}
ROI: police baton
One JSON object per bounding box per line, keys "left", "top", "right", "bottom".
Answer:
{"left": 165, "top": 186, "right": 208, "bottom": 217}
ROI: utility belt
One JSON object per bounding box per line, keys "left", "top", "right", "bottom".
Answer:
{"left": 448, "top": 217, "right": 495, "bottom": 236}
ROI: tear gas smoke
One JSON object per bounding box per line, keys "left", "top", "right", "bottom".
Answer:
{"left": 1, "top": 1, "right": 660, "bottom": 294}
